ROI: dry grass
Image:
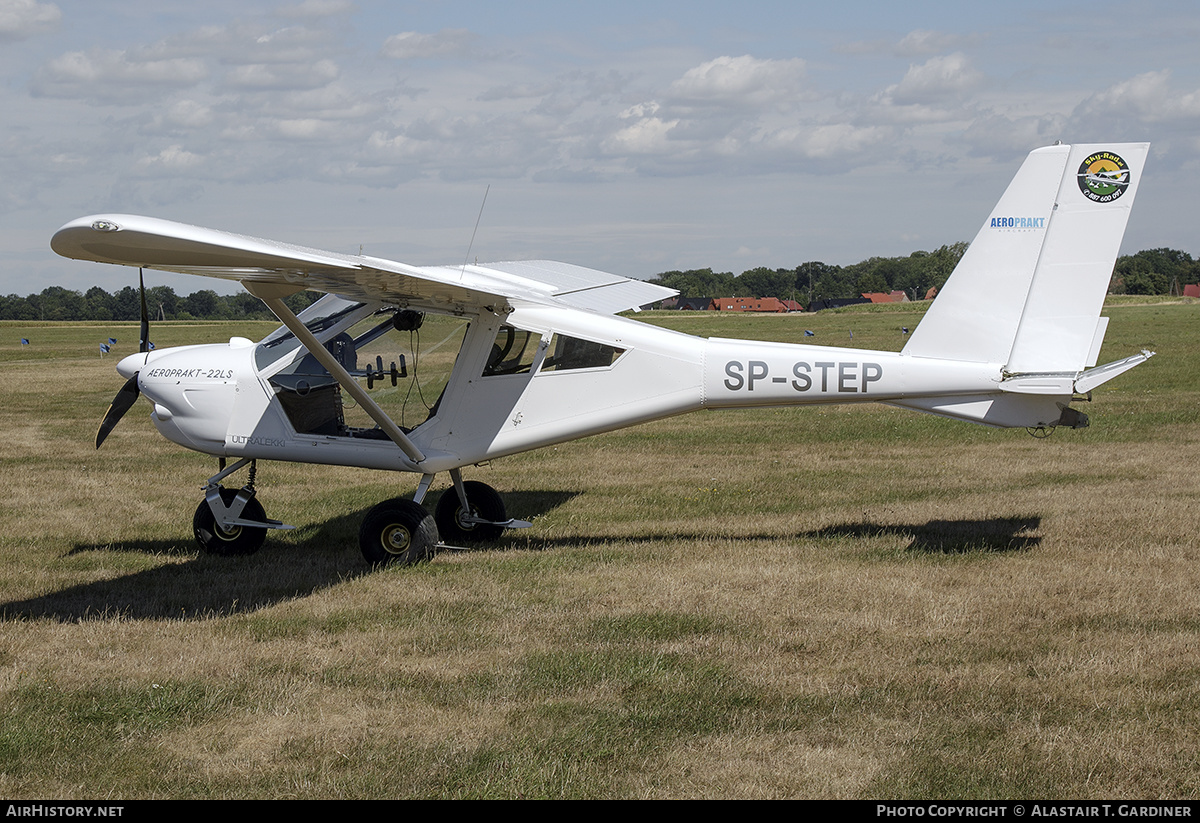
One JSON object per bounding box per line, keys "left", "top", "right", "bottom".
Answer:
{"left": 0, "top": 303, "right": 1198, "bottom": 798}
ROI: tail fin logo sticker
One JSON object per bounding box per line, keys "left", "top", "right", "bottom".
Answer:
{"left": 1077, "top": 151, "right": 1131, "bottom": 203}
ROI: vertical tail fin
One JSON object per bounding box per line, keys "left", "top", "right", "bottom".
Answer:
{"left": 902, "top": 142, "right": 1149, "bottom": 373}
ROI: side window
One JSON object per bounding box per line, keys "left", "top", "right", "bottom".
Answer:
{"left": 542, "top": 334, "right": 624, "bottom": 372}
{"left": 480, "top": 325, "right": 626, "bottom": 378}
{"left": 482, "top": 326, "right": 541, "bottom": 376}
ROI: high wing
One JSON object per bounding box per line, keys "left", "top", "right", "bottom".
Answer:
{"left": 50, "top": 214, "right": 676, "bottom": 315}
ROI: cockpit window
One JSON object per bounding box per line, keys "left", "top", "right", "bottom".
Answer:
{"left": 541, "top": 334, "right": 624, "bottom": 372}
{"left": 480, "top": 325, "right": 625, "bottom": 377}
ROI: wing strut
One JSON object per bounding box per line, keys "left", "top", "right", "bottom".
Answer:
{"left": 245, "top": 283, "right": 427, "bottom": 465}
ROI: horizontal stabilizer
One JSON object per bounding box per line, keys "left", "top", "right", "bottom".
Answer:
{"left": 1074, "top": 350, "right": 1154, "bottom": 394}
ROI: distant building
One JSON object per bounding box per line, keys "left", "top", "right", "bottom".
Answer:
{"left": 1184, "top": 284, "right": 1200, "bottom": 298}
{"left": 710, "top": 296, "right": 799, "bottom": 313}
{"left": 861, "top": 291, "right": 910, "bottom": 304}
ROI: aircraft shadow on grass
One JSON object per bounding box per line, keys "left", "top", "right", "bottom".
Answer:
{"left": 496, "top": 514, "right": 1043, "bottom": 556}
{"left": 0, "top": 490, "right": 579, "bottom": 623}
{"left": 796, "top": 515, "right": 1043, "bottom": 555}
{"left": 1, "top": 504, "right": 1033, "bottom": 622}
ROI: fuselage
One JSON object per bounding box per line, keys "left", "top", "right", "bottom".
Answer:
{"left": 122, "top": 300, "right": 1037, "bottom": 477}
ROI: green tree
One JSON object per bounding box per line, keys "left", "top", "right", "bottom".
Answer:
{"left": 650, "top": 268, "right": 737, "bottom": 298}
{"left": 85, "top": 286, "right": 115, "bottom": 320}
{"left": 145, "top": 285, "right": 179, "bottom": 320}
{"left": 1113, "top": 255, "right": 1169, "bottom": 295}
{"left": 736, "top": 267, "right": 797, "bottom": 299}
{"left": 796, "top": 261, "right": 843, "bottom": 303}
{"left": 183, "top": 289, "right": 220, "bottom": 318}
{"left": 34, "top": 286, "right": 87, "bottom": 320}
{"left": 0, "top": 294, "right": 34, "bottom": 320}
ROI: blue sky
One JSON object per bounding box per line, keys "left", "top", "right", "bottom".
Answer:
{"left": 3, "top": 0, "right": 1198, "bottom": 296}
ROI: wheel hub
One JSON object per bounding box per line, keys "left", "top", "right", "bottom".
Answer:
{"left": 381, "top": 524, "right": 412, "bottom": 554}
{"left": 214, "top": 524, "right": 242, "bottom": 541}
{"left": 455, "top": 506, "right": 477, "bottom": 531}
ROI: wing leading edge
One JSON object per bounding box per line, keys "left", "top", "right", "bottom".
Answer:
{"left": 51, "top": 214, "right": 676, "bottom": 315}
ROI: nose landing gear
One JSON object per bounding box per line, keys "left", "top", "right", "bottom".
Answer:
{"left": 193, "top": 458, "right": 291, "bottom": 556}
{"left": 193, "top": 487, "right": 268, "bottom": 556}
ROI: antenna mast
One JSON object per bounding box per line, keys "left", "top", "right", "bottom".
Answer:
{"left": 461, "top": 185, "right": 490, "bottom": 279}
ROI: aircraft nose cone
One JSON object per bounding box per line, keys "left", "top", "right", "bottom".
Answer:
{"left": 116, "top": 352, "right": 145, "bottom": 379}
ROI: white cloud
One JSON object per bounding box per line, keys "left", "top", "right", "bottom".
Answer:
{"left": 136, "top": 144, "right": 203, "bottom": 172}
{"left": 270, "top": 118, "right": 342, "bottom": 140}
{"left": 381, "top": 29, "right": 477, "bottom": 60}
{"left": 1074, "top": 70, "right": 1200, "bottom": 123}
{"left": 962, "top": 114, "right": 1068, "bottom": 159}
{"left": 762, "top": 123, "right": 893, "bottom": 160}
{"left": 32, "top": 48, "right": 208, "bottom": 101}
{"left": 163, "top": 99, "right": 214, "bottom": 129}
{"left": 0, "top": 0, "right": 59, "bottom": 41}
{"left": 239, "top": 25, "right": 341, "bottom": 64}
{"left": 224, "top": 58, "right": 339, "bottom": 90}
{"left": 889, "top": 53, "right": 982, "bottom": 105}
{"left": 668, "top": 55, "right": 808, "bottom": 107}
{"left": 602, "top": 116, "right": 680, "bottom": 155}
{"left": 894, "top": 30, "right": 974, "bottom": 58}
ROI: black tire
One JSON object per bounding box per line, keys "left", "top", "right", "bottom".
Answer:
{"left": 435, "top": 481, "right": 506, "bottom": 544}
{"left": 193, "top": 488, "right": 268, "bottom": 556}
{"left": 359, "top": 498, "right": 439, "bottom": 566}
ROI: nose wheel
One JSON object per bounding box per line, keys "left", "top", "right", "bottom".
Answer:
{"left": 193, "top": 488, "right": 268, "bottom": 556}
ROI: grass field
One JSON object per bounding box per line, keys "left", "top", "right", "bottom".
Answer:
{"left": 0, "top": 299, "right": 1198, "bottom": 799}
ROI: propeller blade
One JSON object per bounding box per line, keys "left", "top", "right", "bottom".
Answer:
{"left": 138, "top": 268, "right": 151, "bottom": 353}
{"left": 96, "top": 374, "right": 140, "bottom": 449}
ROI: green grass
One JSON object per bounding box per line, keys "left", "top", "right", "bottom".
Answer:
{"left": 1, "top": 301, "right": 1199, "bottom": 798}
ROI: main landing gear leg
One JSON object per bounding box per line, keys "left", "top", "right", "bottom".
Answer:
{"left": 433, "top": 468, "right": 530, "bottom": 545}
{"left": 357, "top": 471, "right": 533, "bottom": 567}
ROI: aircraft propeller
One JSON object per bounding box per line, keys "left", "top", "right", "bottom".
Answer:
{"left": 95, "top": 269, "right": 151, "bottom": 449}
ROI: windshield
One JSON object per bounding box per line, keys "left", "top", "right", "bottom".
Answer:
{"left": 254, "top": 294, "right": 378, "bottom": 371}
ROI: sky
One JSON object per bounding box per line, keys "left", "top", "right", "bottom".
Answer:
{"left": 3, "top": 0, "right": 1198, "bottom": 296}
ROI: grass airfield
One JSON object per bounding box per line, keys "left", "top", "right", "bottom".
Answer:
{"left": 0, "top": 298, "right": 1198, "bottom": 799}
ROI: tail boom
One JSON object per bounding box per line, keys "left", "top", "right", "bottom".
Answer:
{"left": 704, "top": 142, "right": 1152, "bottom": 431}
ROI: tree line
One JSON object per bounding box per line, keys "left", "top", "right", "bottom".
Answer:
{"left": 649, "top": 243, "right": 969, "bottom": 304}
{"left": 648, "top": 245, "right": 1200, "bottom": 304}
{"left": 1109, "top": 248, "right": 1200, "bottom": 295}
{"left": 3, "top": 245, "right": 1195, "bottom": 321}
{"left": 0, "top": 285, "right": 319, "bottom": 322}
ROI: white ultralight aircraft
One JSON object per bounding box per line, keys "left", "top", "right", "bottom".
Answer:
{"left": 52, "top": 142, "right": 1154, "bottom": 566}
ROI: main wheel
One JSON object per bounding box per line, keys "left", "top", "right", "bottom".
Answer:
{"left": 435, "top": 481, "right": 506, "bottom": 544}
{"left": 359, "top": 498, "right": 439, "bottom": 567}
{"left": 193, "top": 488, "right": 268, "bottom": 556}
